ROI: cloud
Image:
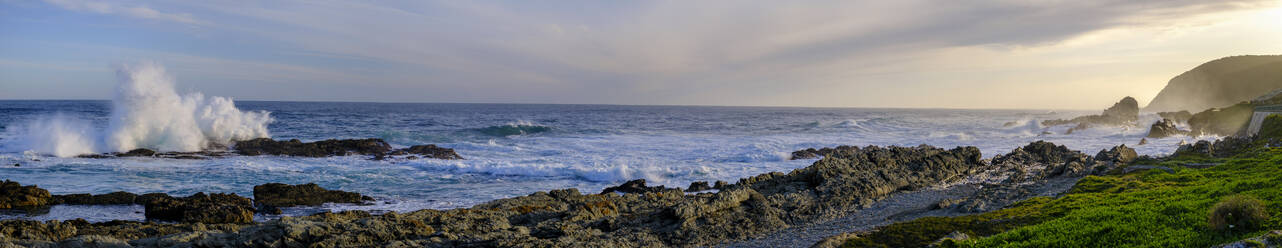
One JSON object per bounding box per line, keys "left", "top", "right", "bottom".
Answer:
{"left": 13, "top": 0, "right": 1282, "bottom": 107}
{"left": 43, "top": 0, "right": 203, "bottom": 24}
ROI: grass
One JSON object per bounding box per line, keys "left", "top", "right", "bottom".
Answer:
{"left": 841, "top": 146, "right": 1282, "bottom": 248}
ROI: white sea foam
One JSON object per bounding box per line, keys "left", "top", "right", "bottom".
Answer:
{"left": 2, "top": 114, "right": 98, "bottom": 157}
{"left": 6, "top": 63, "right": 272, "bottom": 157}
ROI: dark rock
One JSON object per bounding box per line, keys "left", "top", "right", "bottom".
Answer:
{"left": 257, "top": 204, "right": 283, "bottom": 215}
{"left": 144, "top": 192, "right": 254, "bottom": 224}
{"left": 790, "top": 146, "right": 860, "bottom": 160}
{"left": 1094, "top": 145, "right": 1138, "bottom": 166}
{"left": 1175, "top": 140, "right": 1215, "bottom": 157}
{"left": 52, "top": 191, "right": 138, "bottom": 205}
{"left": 1146, "top": 119, "right": 1190, "bottom": 138}
{"left": 1042, "top": 96, "right": 1140, "bottom": 131}
{"left": 234, "top": 138, "right": 392, "bottom": 157}
{"left": 399, "top": 144, "right": 463, "bottom": 160}
{"left": 12, "top": 163, "right": 19, "bottom": 167}
{"left": 600, "top": 179, "right": 668, "bottom": 194}
{"left": 1157, "top": 111, "right": 1193, "bottom": 123}
{"left": 713, "top": 180, "right": 730, "bottom": 190}
{"left": 685, "top": 181, "right": 712, "bottom": 192}
{"left": 1138, "top": 138, "right": 1149, "bottom": 145}
{"left": 0, "top": 180, "right": 51, "bottom": 209}
{"left": 1065, "top": 123, "right": 1091, "bottom": 134}
{"left": 253, "top": 183, "right": 373, "bottom": 207}
{"left": 118, "top": 148, "right": 156, "bottom": 157}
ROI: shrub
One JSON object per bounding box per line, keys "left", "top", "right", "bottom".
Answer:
{"left": 1267, "top": 231, "right": 1282, "bottom": 244}
{"left": 1207, "top": 195, "right": 1269, "bottom": 232}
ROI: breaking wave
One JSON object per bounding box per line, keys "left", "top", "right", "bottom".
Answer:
{"left": 476, "top": 121, "right": 552, "bottom": 137}
{"left": 3, "top": 62, "right": 273, "bottom": 157}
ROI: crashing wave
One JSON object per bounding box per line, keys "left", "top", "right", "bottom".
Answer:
{"left": 3, "top": 62, "right": 273, "bottom": 157}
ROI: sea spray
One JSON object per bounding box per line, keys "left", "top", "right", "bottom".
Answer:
{"left": 6, "top": 63, "right": 273, "bottom": 157}
{"left": 105, "top": 62, "right": 272, "bottom": 152}
{"left": 2, "top": 114, "right": 98, "bottom": 157}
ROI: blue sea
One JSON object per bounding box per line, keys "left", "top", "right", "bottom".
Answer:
{"left": 0, "top": 100, "right": 1207, "bottom": 218}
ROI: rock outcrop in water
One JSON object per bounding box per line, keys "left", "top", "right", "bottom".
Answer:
{"left": 1041, "top": 96, "right": 1139, "bottom": 131}
{"left": 253, "top": 183, "right": 373, "bottom": 208}
{"left": 0, "top": 180, "right": 51, "bottom": 209}
{"left": 1146, "top": 119, "right": 1190, "bottom": 139}
{"left": 233, "top": 138, "right": 463, "bottom": 160}
{"left": 789, "top": 145, "right": 860, "bottom": 160}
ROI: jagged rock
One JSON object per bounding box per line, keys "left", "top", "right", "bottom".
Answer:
{"left": 1138, "top": 138, "right": 1149, "bottom": 145}
{"left": 144, "top": 192, "right": 254, "bottom": 224}
{"left": 252, "top": 183, "right": 373, "bottom": 207}
{"left": 0, "top": 180, "right": 51, "bottom": 209}
{"left": 1176, "top": 136, "right": 1259, "bottom": 158}
{"left": 53, "top": 192, "right": 138, "bottom": 205}
{"left": 1095, "top": 145, "right": 1138, "bottom": 165}
{"left": 234, "top": 138, "right": 392, "bottom": 157}
{"left": 1146, "top": 119, "right": 1190, "bottom": 138}
{"left": 600, "top": 179, "right": 668, "bottom": 194}
{"left": 1042, "top": 97, "right": 1140, "bottom": 131}
{"left": 790, "top": 146, "right": 859, "bottom": 160}
{"left": 685, "top": 181, "right": 713, "bottom": 192}
{"left": 401, "top": 144, "right": 463, "bottom": 160}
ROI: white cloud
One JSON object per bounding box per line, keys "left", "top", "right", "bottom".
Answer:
{"left": 43, "top": 0, "right": 202, "bottom": 24}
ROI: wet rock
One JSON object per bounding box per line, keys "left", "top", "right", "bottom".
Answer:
{"left": 233, "top": 138, "right": 392, "bottom": 157}
{"left": 118, "top": 148, "right": 157, "bottom": 157}
{"left": 144, "top": 192, "right": 254, "bottom": 224}
{"left": 713, "top": 180, "right": 730, "bottom": 190}
{"left": 1138, "top": 138, "right": 1149, "bottom": 145}
{"left": 0, "top": 180, "right": 51, "bottom": 209}
{"left": 1146, "top": 119, "right": 1190, "bottom": 138}
{"left": 400, "top": 144, "right": 463, "bottom": 159}
{"left": 790, "top": 146, "right": 859, "bottom": 160}
{"left": 253, "top": 183, "right": 373, "bottom": 207}
{"left": 685, "top": 181, "right": 712, "bottom": 192}
{"left": 600, "top": 179, "right": 668, "bottom": 194}
{"left": 53, "top": 192, "right": 138, "bottom": 205}
{"left": 1042, "top": 96, "right": 1140, "bottom": 130}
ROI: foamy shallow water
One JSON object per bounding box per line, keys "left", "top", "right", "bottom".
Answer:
{"left": 0, "top": 100, "right": 1216, "bottom": 216}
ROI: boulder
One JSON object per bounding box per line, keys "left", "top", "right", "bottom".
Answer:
{"left": 144, "top": 192, "right": 254, "bottom": 224}
{"left": 252, "top": 183, "right": 373, "bottom": 207}
{"left": 685, "top": 181, "right": 713, "bottom": 192}
{"left": 1146, "top": 119, "right": 1190, "bottom": 138}
{"left": 1095, "top": 145, "right": 1138, "bottom": 165}
{"left": 401, "top": 144, "right": 463, "bottom": 160}
{"left": 600, "top": 179, "right": 668, "bottom": 194}
{"left": 0, "top": 180, "right": 51, "bottom": 209}
{"left": 52, "top": 191, "right": 138, "bottom": 205}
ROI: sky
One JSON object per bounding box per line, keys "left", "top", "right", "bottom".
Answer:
{"left": 1, "top": 0, "right": 1280, "bottom": 109}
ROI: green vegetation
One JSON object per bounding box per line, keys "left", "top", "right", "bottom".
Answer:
{"left": 841, "top": 146, "right": 1282, "bottom": 248}
{"left": 1261, "top": 114, "right": 1282, "bottom": 140}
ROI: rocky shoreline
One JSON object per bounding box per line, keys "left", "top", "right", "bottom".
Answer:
{"left": 72, "top": 138, "right": 464, "bottom": 161}
{"left": 1, "top": 139, "right": 1148, "bottom": 247}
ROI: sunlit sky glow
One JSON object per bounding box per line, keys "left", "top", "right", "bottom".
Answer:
{"left": 2, "top": 0, "right": 1280, "bottom": 109}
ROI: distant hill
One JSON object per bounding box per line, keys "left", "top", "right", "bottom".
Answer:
{"left": 1145, "top": 55, "right": 1282, "bottom": 112}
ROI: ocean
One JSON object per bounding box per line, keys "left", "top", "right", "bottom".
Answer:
{"left": 0, "top": 99, "right": 1210, "bottom": 219}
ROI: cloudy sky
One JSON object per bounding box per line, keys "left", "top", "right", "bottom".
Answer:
{"left": 1, "top": 0, "right": 1280, "bottom": 109}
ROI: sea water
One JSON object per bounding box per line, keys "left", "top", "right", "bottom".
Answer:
{"left": 0, "top": 64, "right": 1213, "bottom": 217}
{"left": 0, "top": 100, "right": 1212, "bottom": 214}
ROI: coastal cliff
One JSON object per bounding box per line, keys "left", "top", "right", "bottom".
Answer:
{"left": 1145, "top": 55, "right": 1282, "bottom": 113}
